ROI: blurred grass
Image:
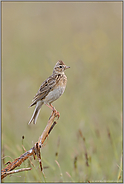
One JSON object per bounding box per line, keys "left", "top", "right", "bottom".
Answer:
{"left": 2, "top": 2, "right": 122, "bottom": 182}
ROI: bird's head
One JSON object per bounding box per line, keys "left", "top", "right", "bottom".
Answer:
{"left": 53, "top": 60, "right": 70, "bottom": 74}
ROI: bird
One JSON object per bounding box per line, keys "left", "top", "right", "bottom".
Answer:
{"left": 28, "top": 60, "right": 70, "bottom": 125}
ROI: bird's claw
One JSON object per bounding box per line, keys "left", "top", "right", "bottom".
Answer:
{"left": 52, "top": 107, "right": 60, "bottom": 119}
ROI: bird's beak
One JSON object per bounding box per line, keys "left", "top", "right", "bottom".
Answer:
{"left": 65, "top": 65, "right": 70, "bottom": 69}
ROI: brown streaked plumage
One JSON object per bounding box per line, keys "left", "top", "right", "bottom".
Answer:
{"left": 28, "top": 60, "right": 70, "bottom": 124}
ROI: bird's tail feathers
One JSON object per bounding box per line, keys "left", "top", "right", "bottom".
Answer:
{"left": 28, "top": 101, "right": 43, "bottom": 125}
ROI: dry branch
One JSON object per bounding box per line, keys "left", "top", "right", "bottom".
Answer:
{"left": 1, "top": 109, "right": 59, "bottom": 180}
{"left": 2, "top": 167, "right": 32, "bottom": 176}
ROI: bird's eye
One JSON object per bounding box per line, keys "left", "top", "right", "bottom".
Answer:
{"left": 59, "top": 65, "right": 62, "bottom": 68}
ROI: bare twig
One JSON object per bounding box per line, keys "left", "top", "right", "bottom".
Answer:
{"left": 1, "top": 109, "right": 58, "bottom": 180}
{"left": 22, "top": 145, "right": 34, "bottom": 167}
{"left": 2, "top": 167, "right": 32, "bottom": 177}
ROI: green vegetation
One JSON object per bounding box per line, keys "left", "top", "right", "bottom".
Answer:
{"left": 2, "top": 2, "right": 122, "bottom": 182}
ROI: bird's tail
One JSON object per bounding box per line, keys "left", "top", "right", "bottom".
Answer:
{"left": 28, "top": 101, "right": 43, "bottom": 125}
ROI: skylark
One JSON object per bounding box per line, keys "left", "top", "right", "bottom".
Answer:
{"left": 28, "top": 60, "right": 70, "bottom": 124}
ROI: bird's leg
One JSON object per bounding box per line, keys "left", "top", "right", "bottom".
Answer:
{"left": 46, "top": 104, "right": 60, "bottom": 118}
{"left": 45, "top": 104, "right": 53, "bottom": 110}
{"left": 50, "top": 104, "right": 60, "bottom": 119}
{"left": 49, "top": 104, "right": 54, "bottom": 109}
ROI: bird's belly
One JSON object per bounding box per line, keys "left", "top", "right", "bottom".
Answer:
{"left": 43, "top": 86, "right": 66, "bottom": 104}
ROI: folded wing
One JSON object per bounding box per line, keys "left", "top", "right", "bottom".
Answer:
{"left": 30, "top": 75, "right": 57, "bottom": 107}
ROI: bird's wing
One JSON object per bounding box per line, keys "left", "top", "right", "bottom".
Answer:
{"left": 30, "top": 74, "right": 58, "bottom": 107}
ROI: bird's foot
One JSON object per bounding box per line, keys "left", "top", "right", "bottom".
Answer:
{"left": 46, "top": 104, "right": 60, "bottom": 119}
{"left": 52, "top": 107, "right": 60, "bottom": 119}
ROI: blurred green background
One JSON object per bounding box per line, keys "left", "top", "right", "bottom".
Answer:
{"left": 2, "top": 2, "right": 122, "bottom": 182}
